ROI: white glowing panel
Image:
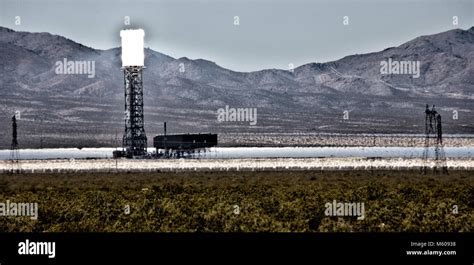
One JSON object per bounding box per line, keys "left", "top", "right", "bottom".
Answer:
{"left": 120, "top": 29, "right": 145, "bottom": 67}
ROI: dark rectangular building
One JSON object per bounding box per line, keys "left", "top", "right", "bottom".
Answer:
{"left": 153, "top": 133, "right": 218, "bottom": 150}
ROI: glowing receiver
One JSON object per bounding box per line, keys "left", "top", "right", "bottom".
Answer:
{"left": 120, "top": 29, "right": 145, "bottom": 67}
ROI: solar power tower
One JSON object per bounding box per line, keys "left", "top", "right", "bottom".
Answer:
{"left": 120, "top": 29, "right": 147, "bottom": 158}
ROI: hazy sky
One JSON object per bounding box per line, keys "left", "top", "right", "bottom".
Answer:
{"left": 1, "top": 0, "right": 473, "bottom": 72}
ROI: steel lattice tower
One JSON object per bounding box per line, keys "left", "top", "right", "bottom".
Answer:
{"left": 422, "top": 105, "right": 447, "bottom": 174}
{"left": 10, "top": 115, "right": 20, "bottom": 171}
{"left": 123, "top": 66, "right": 147, "bottom": 157}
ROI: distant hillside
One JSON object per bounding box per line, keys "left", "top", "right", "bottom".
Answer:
{"left": 0, "top": 26, "right": 472, "bottom": 148}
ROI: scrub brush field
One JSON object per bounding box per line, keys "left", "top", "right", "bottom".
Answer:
{"left": 0, "top": 170, "right": 472, "bottom": 232}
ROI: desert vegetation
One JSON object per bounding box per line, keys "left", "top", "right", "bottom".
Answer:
{"left": 0, "top": 170, "right": 472, "bottom": 232}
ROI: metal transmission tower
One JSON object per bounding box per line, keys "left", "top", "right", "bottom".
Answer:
{"left": 422, "top": 105, "right": 447, "bottom": 174}
{"left": 120, "top": 29, "right": 147, "bottom": 158}
{"left": 10, "top": 115, "right": 20, "bottom": 172}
